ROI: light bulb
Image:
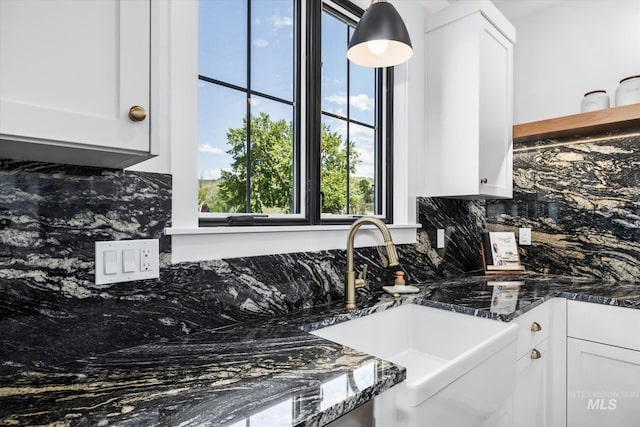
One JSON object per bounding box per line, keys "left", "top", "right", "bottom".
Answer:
{"left": 367, "top": 39, "right": 389, "bottom": 55}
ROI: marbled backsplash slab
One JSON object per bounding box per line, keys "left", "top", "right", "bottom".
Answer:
{"left": 416, "top": 197, "right": 485, "bottom": 275}
{"left": 2, "top": 159, "right": 481, "bottom": 370}
{"left": 0, "top": 160, "right": 179, "bottom": 370}
{"left": 5, "top": 126, "right": 640, "bottom": 370}
{"left": 486, "top": 130, "right": 640, "bottom": 281}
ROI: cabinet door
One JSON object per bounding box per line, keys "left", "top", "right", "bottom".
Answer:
{"left": 478, "top": 20, "right": 513, "bottom": 198}
{"left": 514, "top": 338, "right": 550, "bottom": 427}
{"left": 567, "top": 338, "right": 640, "bottom": 427}
{"left": 0, "top": 0, "right": 150, "bottom": 153}
{"left": 424, "top": 11, "right": 513, "bottom": 199}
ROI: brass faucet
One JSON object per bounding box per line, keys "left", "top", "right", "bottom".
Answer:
{"left": 345, "top": 217, "right": 400, "bottom": 310}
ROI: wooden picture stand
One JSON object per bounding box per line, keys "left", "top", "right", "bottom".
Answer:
{"left": 481, "top": 239, "right": 526, "bottom": 276}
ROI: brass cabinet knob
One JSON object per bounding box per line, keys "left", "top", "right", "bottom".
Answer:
{"left": 128, "top": 105, "right": 147, "bottom": 122}
{"left": 531, "top": 322, "right": 542, "bottom": 332}
{"left": 480, "top": 178, "right": 488, "bottom": 184}
{"left": 530, "top": 348, "right": 542, "bottom": 360}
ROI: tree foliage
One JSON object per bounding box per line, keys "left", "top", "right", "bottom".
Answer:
{"left": 199, "top": 113, "right": 374, "bottom": 215}
{"left": 216, "top": 113, "right": 294, "bottom": 213}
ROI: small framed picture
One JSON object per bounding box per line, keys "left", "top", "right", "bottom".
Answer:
{"left": 481, "top": 232, "right": 525, "bottom": 274}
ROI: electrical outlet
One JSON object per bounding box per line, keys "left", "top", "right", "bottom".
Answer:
{"left": 140, "top": 248, "right": 152, "bottom": 271}
{"left": 95, "top": 239, "right": 159, "bottom": 284}
{"left": 519, "top": 228, "right": 532, "bottom": 245}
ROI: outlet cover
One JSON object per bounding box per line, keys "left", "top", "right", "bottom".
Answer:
{"left": 95, "top": 239, "right": 159, "bottom": 284}
{"left": 436, "top": 229, "right": 445, "bottom": 249}
{"left": 519, "top": 228, "right": 532, "bottom": 246}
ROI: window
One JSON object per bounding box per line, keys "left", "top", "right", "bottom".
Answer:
{"left": 197, "top": 0, "right": 392, "bottom": 225}
{"left": 198, "top": 0, "right": 300, "bottom": 217}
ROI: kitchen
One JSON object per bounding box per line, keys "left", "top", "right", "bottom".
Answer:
{"left": 1, "top": 0, "right": 640, "bottom": 425}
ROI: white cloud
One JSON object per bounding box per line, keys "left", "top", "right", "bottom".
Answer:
{"left": 272, "top": 15, "right": 293, "bottom": 28}
{"left": 199, "top": 144, "right": 224, "bottom": 154}
{"left": 200, "top": 168, "right": 232, "bottom": 180}
{"left": 324, "top": 93, "right": 374, "bottom": 112}
{"left": 353, "top": 145, "right": 375, "bottom": 178}
{"left": 350, "top": 125, "right": 373, "bottom": 140}
{"left": 325, "top": 94, "right": 348, "bottom": 106}
{"left": 349, "top": 94, "right": 375, "bottom": 112}
{"left": 254, "top": 38, "right": 269, "bottom": 48}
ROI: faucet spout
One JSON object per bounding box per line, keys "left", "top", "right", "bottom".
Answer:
{"left": 345, "top": 217, "right": 400, "bottom": 310}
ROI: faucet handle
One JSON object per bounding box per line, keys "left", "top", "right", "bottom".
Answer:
{"left": 355, "top": 264, "right": 368, "bottom": 288}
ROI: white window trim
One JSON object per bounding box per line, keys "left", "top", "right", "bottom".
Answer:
{"left": 166, "top": 0, "right": 420, "bottom": 263}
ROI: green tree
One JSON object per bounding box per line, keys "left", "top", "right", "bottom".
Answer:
{"left": 198, "top": 113, "right": 363, "bottom": 215}
{"left": 320, "top": 122, "right": 360, "bottom": 214}
{"left": 350, "top": 177, "right": 375, "bottom": 215}
{"left": 217, "top": 113, "right": 294, "bottom": 213}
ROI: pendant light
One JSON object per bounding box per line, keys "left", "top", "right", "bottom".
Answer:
{"left": 347, "top": 0, "right": 413, "bottom": 68}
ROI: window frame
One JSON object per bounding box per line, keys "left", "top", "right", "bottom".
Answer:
{"left": 197, "top": 0, "right": 394, "bottom": 227}
{"left": 198, "top": 0, "right": 303, "bottom": 225}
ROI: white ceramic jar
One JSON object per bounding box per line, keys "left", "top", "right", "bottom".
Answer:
{"left": 581, "top": 90, "right": 610, "bottom": 113}
{"left": 615, "top": 75, "right": 640, "bottom": 107}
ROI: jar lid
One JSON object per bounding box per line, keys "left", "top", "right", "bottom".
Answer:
{"left": 584, "top": 90, "right": 607, "bottom": 96}
{"left": 619, "top": 75, "right": 640, "bottom": 84}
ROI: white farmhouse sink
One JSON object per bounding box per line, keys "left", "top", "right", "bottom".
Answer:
{"left": 313, "top": 304, "right": 518, "bottom": 426}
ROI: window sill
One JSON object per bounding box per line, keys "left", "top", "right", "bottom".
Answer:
{"left": 166, "top": 223, "right": 421, "bottom": 262}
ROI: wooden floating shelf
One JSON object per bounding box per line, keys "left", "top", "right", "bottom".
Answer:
{"left": 513, "top": 103, "right": 640, "bottom": 144}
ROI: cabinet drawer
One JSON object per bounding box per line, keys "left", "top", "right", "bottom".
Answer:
{"left": 514, "top": 302, "right": 551, "bottom": 359}
{"left": 568, "top": 301, "right": 640, "bottom": 351}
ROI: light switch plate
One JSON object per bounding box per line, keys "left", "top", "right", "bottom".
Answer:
{"left": 95, "top": 239, "right": 159, "bottom": 284}
{"left": 104, "top": 250, "right": 118, "bottom": 275}
{"left": 519, "top": 228, "right": 532, "bottom": 245}
{"left": 436, "top": 229, "right": 445, "bottom": 249}
{"left": 122, "top": 249, "right": 136, "bottom": 273}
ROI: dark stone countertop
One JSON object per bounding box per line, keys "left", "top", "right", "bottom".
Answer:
{"left": 2, "top": 274, "right": 640, "bottom": 426}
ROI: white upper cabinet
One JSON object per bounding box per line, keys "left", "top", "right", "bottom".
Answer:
{"left": 424, "top": 0, "right": 515, "bottom": 199}
{"left": 0, "top": 0, "right": 155, "bottom": 169}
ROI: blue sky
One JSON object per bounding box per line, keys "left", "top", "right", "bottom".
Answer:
{"left": 198, "top": 0, "right": 376, "bottom": 181}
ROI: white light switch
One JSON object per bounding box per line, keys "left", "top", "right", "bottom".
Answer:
{"left": 519, "top": 228, "right": 532, "bottom": 245}
{"left": 95, "top": 239, "right": 159, "bottom": 284}
{"left": 104, "top": 250, "right": 118, "bottom": 275}
{"left": 122, "top": 249, "right": 136, "bottom": 273}
{"left": 437, "top": 229, "right": 445, "bottom": 249}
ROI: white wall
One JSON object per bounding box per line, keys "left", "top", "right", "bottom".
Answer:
{"left": 396, "top": 0, "right": 428, "bottom": 218}
{"left": 507, "top": 0, "right": 640, "bottom": 124}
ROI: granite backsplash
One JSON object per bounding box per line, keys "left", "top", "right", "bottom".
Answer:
{"left": 3, "top": 127, "right": 640, "bottom": 368}
{"left": 486, "top": 129, "right": 640, "bottom": 281}
{"left": 0, "top": 159, "right": 480, "bottom": 370}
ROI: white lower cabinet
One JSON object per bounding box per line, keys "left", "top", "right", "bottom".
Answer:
{"left": 512, "top": 298, "right": 566, "bottom": 427}
{"left": 567, "top": 300, "right": 640, "bottom": 427}
{"left": 567, "top": 338, "right": 640, "bottom": 427}
{"left": 514, "top": 338, "right": 550, "bottom": 427}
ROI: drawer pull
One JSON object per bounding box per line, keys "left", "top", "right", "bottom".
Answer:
{"left": 530, "top": 348, "right": 542, "bottom": 360}
{"left": 480, "top": 178, "right": 488, "bottom": 184}
{"left": 531, "top": 322, "right": 542, "bottom": 332}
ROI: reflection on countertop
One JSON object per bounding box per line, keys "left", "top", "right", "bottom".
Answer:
{"left": 2, "top": 274, "right": 640, "bottom": 426}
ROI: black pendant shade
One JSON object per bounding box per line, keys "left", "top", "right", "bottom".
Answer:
{"left": 347, "top": 1, "right": 413, "bottom": 68}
